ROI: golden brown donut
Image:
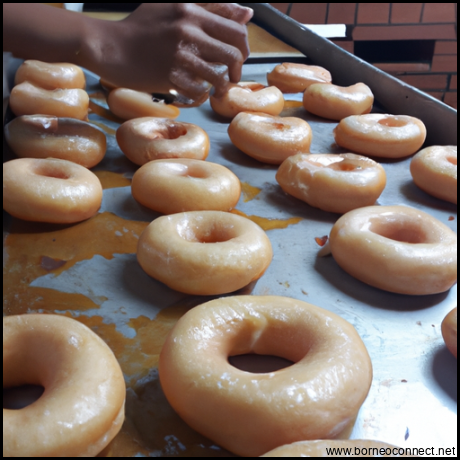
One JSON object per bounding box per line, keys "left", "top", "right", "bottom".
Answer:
{"left": 276, "top": 153, "right": 386, "bottom": 214}
{"left": 261, "top": 440, "right": 417, "bottom": 457}
{"left": 410, "top": 145, "right": 457, "bottom": 204}
{"left": 303, "top": 83, "right": 374, "bottom": 121}
{"left": 131, "top": 159, "right": 241, "bottom": 214}
{"left": 3, "top": 158, "right": 103, "bottom": 223}
{"left": 329, "top": 205, "right": 457, "bottom": 295}
{"left": 14, "top": 60, "right": 86, "bottom": 90}
{"left": 3, "top": 314, "right": 126, "bottom": 457}
{"left": 334, "top": 114, "right": 427, "bottom": 158}
{"left": 441, "top": 307, "right": 457, "bottom": 358}
{"left": 137, "top": 211, "right": 273, "bottom": 295}
{"left": 9, "top": 82, "right": 89, "bottom": 120}
{"left": 228, "top": 112, "right": 312, "bottom": 164}
{"left": 107, "top": 88, "right": 180, "bottom": 120}
{"left": 159, "top": 295, "right": 373, "bottom": 457}
{"left": 4, "top": 115, "right": 106, "bottom": 169}
{"left": 267, "top": 63, "right": 332, "bottom": 93}
{"left": 116, "top": 117, "right": 210, "bottom": 166}
{"left": 210, "top": 82, "right": 284, "bottom": 119}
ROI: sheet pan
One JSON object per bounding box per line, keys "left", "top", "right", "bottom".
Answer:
{"left": 3, "top": 7, "right": 457, "bottom": 456}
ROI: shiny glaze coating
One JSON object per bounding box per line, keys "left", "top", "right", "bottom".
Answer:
{"left": 276, "top": 153, "right": 386, "bottom": 214}
{"left": 441, "top": 307, "right": 457, "bottom": 358}
{"left": 3, "top": 314, "right": 126, "bottom": 457}
{"left": 267, "top": 63, "right": 332, "bottom": 93}
{"left": 303, "top": 83, "right": 373, "bottom": 121}
{"left": 334, "top": 114, "right": 426, "bottom": 158}
{"left": 14, "top": 60, "right": 86, "bottom": 90}
{"left": 137, "top": 211, "right": 273, "bottom": 295}
{"left": 329, "top": 205, "right": 457, "bottom": 295}
{"left": 410, "top": 145, "right": 457, "bottom": 204}
{"left": 107, "top": 88, "right": 180, "bottom": 120}
{"left": 228, "top": 112, "right": 312, "bottom": 164}
{"left": 116, "top": 117, "right": 209, "bottom": 166}
{"left": 210, "top": 82, "right": 284, "bottom": 119}
{"left": 9, "top": 81, "right": 89, "bottom": 120}
{"left": 261, "top": 440, "right": 416, "bottom": 457}
{"left": 4, "top": 115, "right": 106, "bottom": 168}
{"left": 132, "top": 158, "right": 241, "bottom": 214}
{"left": 3, "top": 158, "right": 103, "bottom": 223}
{"left": 159, "top": 295, "right": 373, "bottom": 457}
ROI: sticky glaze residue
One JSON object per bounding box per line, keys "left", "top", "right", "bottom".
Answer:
{"left": 93, "top": 171, "right": 132, "bottom": 189}
{"left": 240, "top": 182, "right": 262, "bottom": 202}
{"left": 3, "top": 212, "right": 147, "bottom": 316}
{"left": 231, "top": 209, "right": 302, "bottom": 231}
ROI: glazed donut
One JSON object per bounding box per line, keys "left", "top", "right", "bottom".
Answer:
{"left": 303, "top": 83, "right": 374, "bottom": 121}
{"left": 3, "top": 158, "right": 103, "bottom": 223}
{"left": 334, "top": 114, "right": 427, "bottom": 158}
{"left": 9, "top": 81, "right": 89, "bottom": 120}
{"left": 267, "top": 63, "right": 332, "bottom": 93}
{"left": 159, "top": 295, "right": 373, "bottom": 457}
{"left": 132, "top": 159, "right": 241, "bottom": 214}
{"left": 276, "top": 153, "right": 386, "bottom": 214}
{"left": 329, "top": 205, "right": 457, "bottom": 295}
{"left": 4, "top": 115, "right": 106, "bottom": 169}
{"left": 210, "top": 82, "right": 284, "bottom": 119}
{"left": 14, "top": 60, "right": 86, "bottom": 90}
{"left": 137, "top": 211, "right": 273, "bottom": 295}
{"left": 441, "top": 307, "right": 457, "bottom": 358}
{"left": 116, "top": 117, "right": 210, "bottom": 166}
{"left": 3, "top": 314, "right": 125, "bottom": 457}
{"left": 261, "top": 440, "right": 416, "bottom": 457}
{"left": 107, "top": 88, "right": 180, "bottom": 120}
{"left": 228, "top": 112, "right": 312, "bottom": 164}
{"left": 410, "top": 145, "right": 457, "bottom": 204}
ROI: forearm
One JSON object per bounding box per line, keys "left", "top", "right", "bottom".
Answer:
{"left": 3, "top": 3, "right": 90, "bottom": 65}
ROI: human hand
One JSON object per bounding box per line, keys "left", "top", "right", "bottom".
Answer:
{"left": 83, "top": 3, "right": 253, "bottom": 103}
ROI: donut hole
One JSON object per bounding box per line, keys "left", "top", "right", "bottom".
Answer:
{"left": 378, "top": 117, "right": 407, "bottom": 128}
{"left": 240, "top": 82, "right": 266, "bottom": 92}
{"left": 370, "top": 220, "right": 428, "bottom": 244}
{"left": 3, "top": 384, "right": 45, "bottom": 410}
{"left": 147, "top": 124, "right": 187, "bottom": 140}
{"left": 447, "top": 156, "right": 457, "bottom": 166}
{"left": 184, "top": 164, "right": 211, "bottom": 179}
{"left": 35, "top": 165, "right": 71, "bottom": 180}
{"left": 329, "top": 161, "right": 363, "bottom": 172}
{"left": 229, "top": 354, "right": 294, "bottom": 373}
{"left": 272, "top": 122, "right": 287, "bottom": 130}
{"left": 179, "top": 222, "right": 237, "bottom": 243}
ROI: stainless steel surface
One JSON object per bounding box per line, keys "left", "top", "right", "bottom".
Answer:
{"left": 3, "top": 60, "right": 457, "bottom": 455}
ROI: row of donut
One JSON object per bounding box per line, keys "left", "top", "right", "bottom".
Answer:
{"left": 9, "top": 296, "right": 446, "bottom": 457}
{"left": 3, "top": 59, "right": 458, "bottom": 298}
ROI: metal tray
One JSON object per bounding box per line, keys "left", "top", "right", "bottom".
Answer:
{"left": 3, "top": 5, "right": 457, "bottom": 457}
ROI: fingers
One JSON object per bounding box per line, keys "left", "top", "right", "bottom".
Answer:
{"left": 196, "top": 3, "right": 254, "bottom": 25}
{"left": 198, "top": 12, "right": 251, "bottom": 64}
{"left": 170, "top": 46, "right": 230, "bottom": 102}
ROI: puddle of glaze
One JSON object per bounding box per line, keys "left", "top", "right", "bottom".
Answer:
{"left": 89, "top": 91, "right": 108, "bottom": 102}
{"left": 90, "top": 120, "right": 117, "bottom": 136}
{"left": 89, "top": 100, "right": 124, "bottom": 123}
{"left": 231, "top": 209, "right": 302, "bottom": 231}
{"left": 240, "top": 182, "right": 262, "bottom": 202}
{"left": 283, "top": 100, "right": 304, "bottom": 109}
{"left": 3, "top": 212, "right": 148, "bottom": 316}
{"left": 93, "top": 171, "right": 132, "bottom": 189}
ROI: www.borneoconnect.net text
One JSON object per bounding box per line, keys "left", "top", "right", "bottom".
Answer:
{"left": 324, "top": 446, "right": 456, "bottom": 457}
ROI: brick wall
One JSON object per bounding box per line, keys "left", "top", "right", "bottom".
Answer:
{"left": 269, "top": 3, "right": 457, "bottom": 109}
